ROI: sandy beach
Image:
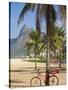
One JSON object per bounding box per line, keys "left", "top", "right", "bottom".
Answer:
{"left": 9, "top": 59, "right": 66, "bottom": 88}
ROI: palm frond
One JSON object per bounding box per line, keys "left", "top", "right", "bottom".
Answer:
{"left": 60, "top": 6, "right": 66, "bottom": 20}
{"left": 17, "top": 3, "right": 32, "bottom": 25}
{"left": 36, "top": 5, "right": 41, "bottom": 33}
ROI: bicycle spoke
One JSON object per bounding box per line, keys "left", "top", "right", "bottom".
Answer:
{"left": 49, "top": 75, "right": 59, "bottom": 85}
{"left": 30, "top": 77, "right": 41, "bottom": 86}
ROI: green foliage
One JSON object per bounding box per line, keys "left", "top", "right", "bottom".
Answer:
{"left": 52, "top": 26, "right": 65, "bottom": 50}
{"left": 25, "top": 30, "right": 46, "bottom": 57}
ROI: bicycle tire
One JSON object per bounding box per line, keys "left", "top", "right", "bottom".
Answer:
{"left": 49, "top": 75, "right": 59, "bottom": 85}
{"left": 30, "top": 76, "right": 41, "bottom": 87}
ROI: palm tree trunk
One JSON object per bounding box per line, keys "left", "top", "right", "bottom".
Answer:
{"left": 57, "top": 50, "right": 59, "bottom": 62}
{"left": 59, "top": 50, "right": 62, "bottom": 68}
{"left": 45, "top": 38, "right": 50, "bottom": 86}
{"left": 45, "top": 6, "right": 51, "bottom": 86}
{"left": 35, "top": 54, "right": 37, "bottom": 70}
{"left": 59, "top": 60, "right": 61, "bottom": 68}
{"left": 34, "top": 46, "right": 37, "bottom": 70}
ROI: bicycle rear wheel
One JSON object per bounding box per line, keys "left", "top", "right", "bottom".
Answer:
{"left": 49, "top": 75, "right": 59, "bottom": 85}
{"left": 30, "top": 76, "right": 41, "bottom": 87}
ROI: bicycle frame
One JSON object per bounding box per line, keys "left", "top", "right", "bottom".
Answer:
{"left": 36, "top": 69, "right": 59, "bottom": 84}
{"left": 38, "top": 72, "right": 45, "bottom": 83}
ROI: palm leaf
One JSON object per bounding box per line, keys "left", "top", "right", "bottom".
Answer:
{"left": 17, "top": 3, "right": 32, "bottom": 25}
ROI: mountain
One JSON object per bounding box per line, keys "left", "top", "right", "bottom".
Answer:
{"left": 10, "top": 26, "right": 32, "bottom": 59}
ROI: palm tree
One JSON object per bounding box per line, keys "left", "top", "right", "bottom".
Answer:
{"left": 43, "top": 26, "right": 65, "bottom": 67}
{"left": 17, "top": 3, "right": 66, "bottom": 85}
{"left": 25, "top": 30, "right": 43, "bottom": 70}
{"left": 52, "top": 26, "right": 65, "bottom": 67}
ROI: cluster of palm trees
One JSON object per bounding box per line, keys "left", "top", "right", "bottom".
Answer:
{"left": 25, "top": 30, "right": 46, "bottom": 70}
{"left": 24, "top": 26, "right": 65, "bottom": 68}
{"left": 17, "top": 3, "right": 66, "bottom": 86}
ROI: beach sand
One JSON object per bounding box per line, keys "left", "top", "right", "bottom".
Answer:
{"left": 9, "top": 59, "right": 66, "bottom": 88}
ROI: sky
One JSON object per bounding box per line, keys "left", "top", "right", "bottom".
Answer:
{"left": 9, "top": 2, "right": 63, "bottom": 39}
{"left": 10, "top": 2, "right": 36, "bottom": 39}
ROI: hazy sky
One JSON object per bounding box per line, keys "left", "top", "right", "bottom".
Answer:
{"left": 10, "top": 2, "right": 36, "bottom": 39}
{"left": 9, "top": 2, "right": 62, "bottom": 39}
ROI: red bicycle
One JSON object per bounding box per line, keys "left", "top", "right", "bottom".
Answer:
{"left": 30, "top": 69, "right": 59, "bottom": 86}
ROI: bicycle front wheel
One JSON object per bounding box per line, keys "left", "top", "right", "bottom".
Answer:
{"left": 30, "top": 76, "right": 41, "bottom": 87}
{"left": 49, "top": 75, "right": 59, "bottom": 85}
